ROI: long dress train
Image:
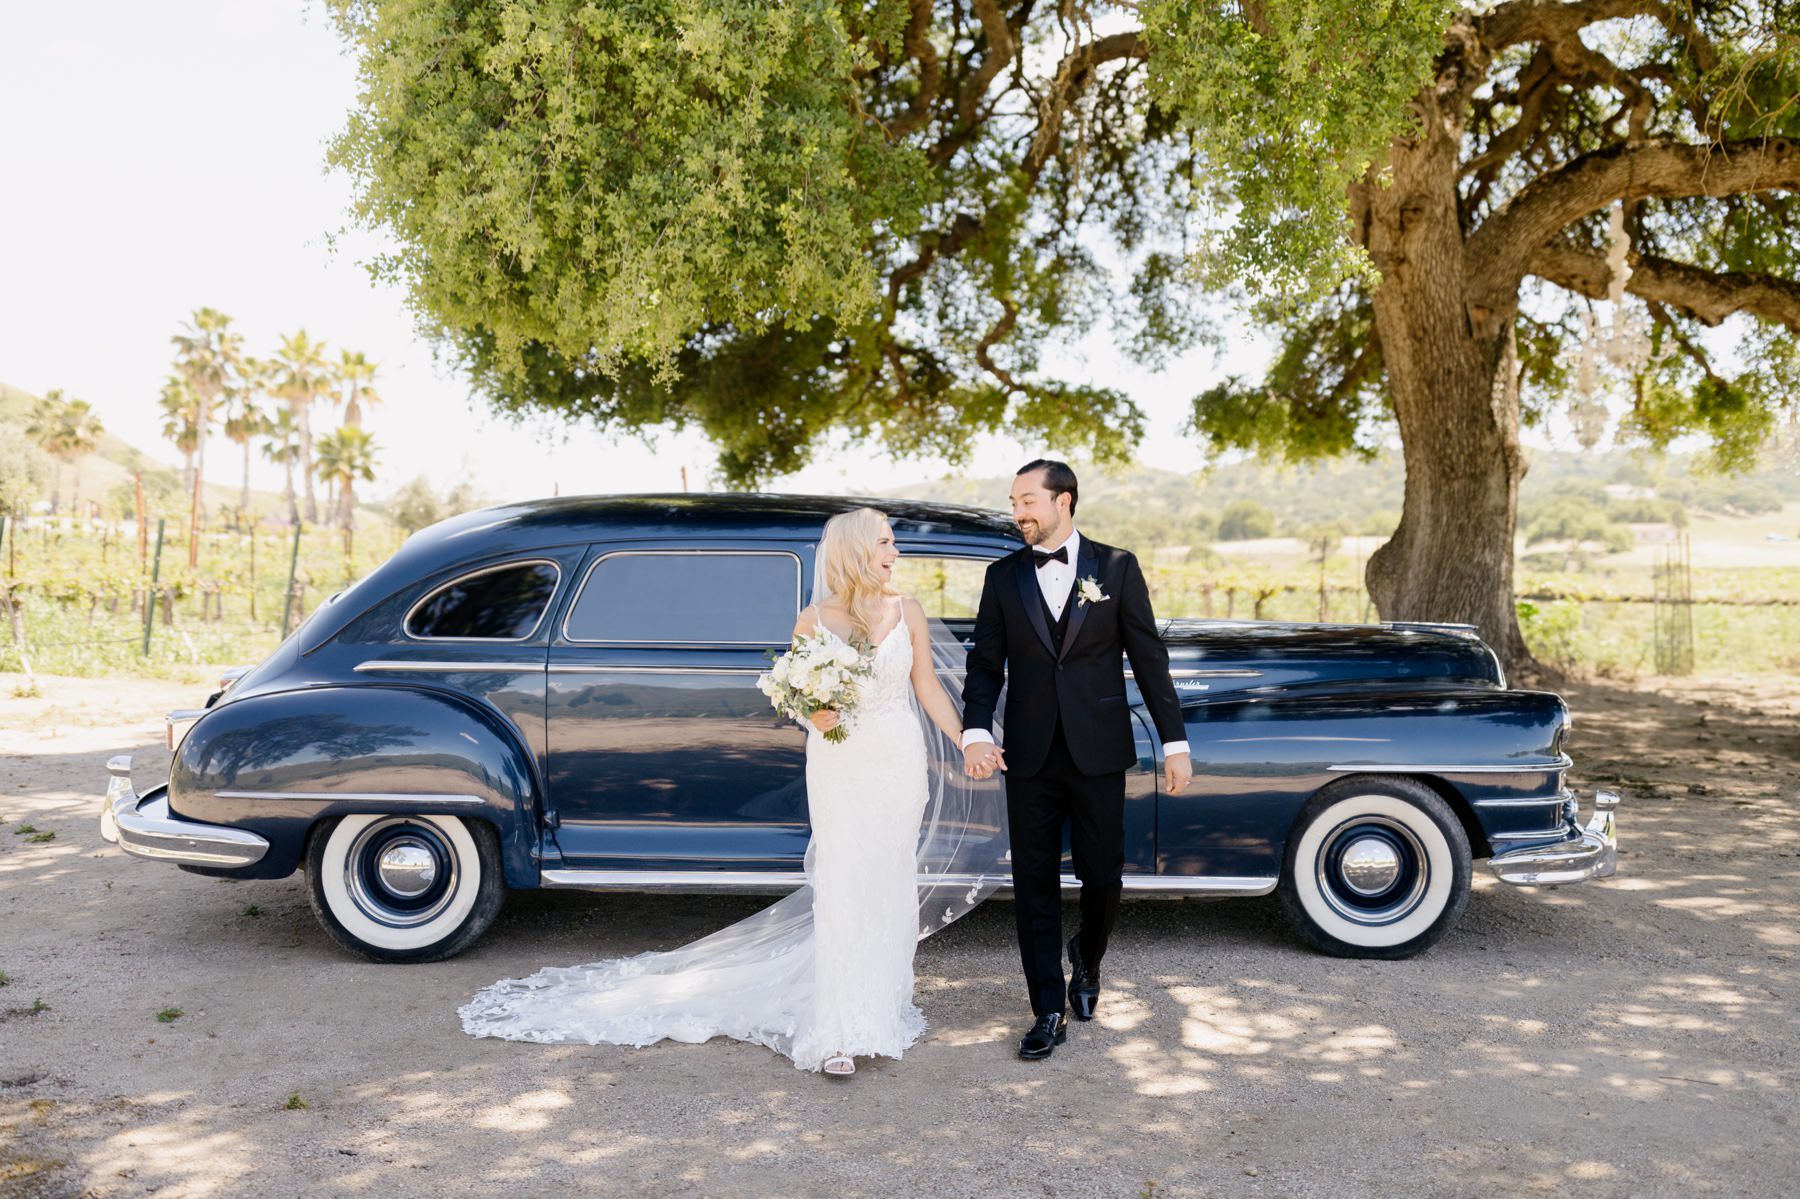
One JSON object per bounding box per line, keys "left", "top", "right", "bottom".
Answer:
{"left": 458, "top": 609, "right": 1002, "bottom": 1071}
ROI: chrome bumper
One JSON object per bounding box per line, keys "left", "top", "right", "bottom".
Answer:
{"left": 1487, "top": 789, "right": 1619, "bottom": 886}
{"left": 100, "top": 755, "right": 269, "bottom": 867}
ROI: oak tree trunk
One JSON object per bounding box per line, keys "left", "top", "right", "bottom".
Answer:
{"left": 1358, "top": 89, "right": 1534, "bottom": 677}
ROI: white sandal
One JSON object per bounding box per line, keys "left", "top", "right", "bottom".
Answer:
{"left": 822, "top": 1053, "right": 856, "bottom": 1076}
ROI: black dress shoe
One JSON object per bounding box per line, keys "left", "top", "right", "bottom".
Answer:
{"left": 1067, "top": 935, "right": 1100, "bottom": 1022}
{"left": 1017, "top": 1012, "right": 1067, "bottom": 1060}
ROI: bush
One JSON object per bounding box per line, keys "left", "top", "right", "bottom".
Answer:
{"left": 1217, "top": 500, "right": 1276, "bottom": 541}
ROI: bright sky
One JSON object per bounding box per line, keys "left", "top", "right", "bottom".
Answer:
{"left": 2, "top": 2, "right": 1648, "bottom": 511}
{"left": 0, "top": 1, "right": 1283, "bottom": 508}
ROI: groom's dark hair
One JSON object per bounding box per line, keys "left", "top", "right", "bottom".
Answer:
{"left": 1016, "top": 458, "right": 1078, "bottom": 518}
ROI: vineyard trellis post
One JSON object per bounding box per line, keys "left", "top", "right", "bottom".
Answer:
{"left": 142, "top": 518, "right": 165, "bottom": 657}
{"left": 134, "top": 472, "right": 146, "bottom": 568}
{"left": 281, "top": 521, "right": 303, "bottom": 639}
{"left": 1652, "top": 531, "right": 1695, "bottom": 675}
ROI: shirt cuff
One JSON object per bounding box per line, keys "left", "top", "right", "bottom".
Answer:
{"left": 961, "top": 728, "right": 996, "bottom": 749}
{"left": 1162, "top": 741, "right": 1190, "bottom": 757}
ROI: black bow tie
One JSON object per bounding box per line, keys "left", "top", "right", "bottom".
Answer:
{"left": 1033, "top": 546, "right": 1069, "bottom": 568}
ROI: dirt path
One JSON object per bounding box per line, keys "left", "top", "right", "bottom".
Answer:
{"left": 2, "top": 670, "right": 1796, "bottom": 1198}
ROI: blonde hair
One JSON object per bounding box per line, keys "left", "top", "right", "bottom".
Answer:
{"left": 817, "top": 507, "right": 896, "bottom": 645}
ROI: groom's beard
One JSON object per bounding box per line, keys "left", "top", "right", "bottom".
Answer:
{"left": 1017, "top": 518, "right": 1066, "bottom": 547}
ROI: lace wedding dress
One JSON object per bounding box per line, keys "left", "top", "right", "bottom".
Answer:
{"left": 459, "top": 600, "right": 1006, "bottom": 1072}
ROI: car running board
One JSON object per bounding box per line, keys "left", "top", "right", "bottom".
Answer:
{"left": 539, "top": 869, "right": 1277, "bottom": 897}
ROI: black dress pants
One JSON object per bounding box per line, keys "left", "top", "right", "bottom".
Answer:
{"left": 1005, "top": 722, "right": 1126, "bottom": 1017}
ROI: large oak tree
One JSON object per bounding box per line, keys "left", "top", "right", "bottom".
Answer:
{"left": 328, "top": 0, "right": 1798, "bottom": 670}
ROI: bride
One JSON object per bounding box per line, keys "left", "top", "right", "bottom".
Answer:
{"left": 459, "top": 507, "right": 1010, "bottom": 1076}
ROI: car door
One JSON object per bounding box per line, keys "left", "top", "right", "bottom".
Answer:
{"left": 542, "top": 541, "right": 809, "bottom": 874}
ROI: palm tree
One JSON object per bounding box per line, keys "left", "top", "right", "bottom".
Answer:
{"left": 24, "top": 390, "right": 105, "bottom": 518}
{"left": 60, "top": 398, "right": 104, "bottom": 519}
{"left": 272, "top": 330, "right": 330, "bottom": 523}
{"left": 24, "top": 389, "right": 69, "bottom": 514}
{"left": 313, "top": 426, "right": 378, "bottom": 557}
{"left": 333, "top": 350, "right": 380, "bottom": 526}
{"left": 170, "top": 308, "right": 243, "bottom": 561}
{"left": 225, "top": 356, "right": 271, "bottom": 525}
{"left": 159, "top": 376, "right": 202, "bottom": 493}
{"left": 260, "top": 407, "right": 301, "bottom": 526}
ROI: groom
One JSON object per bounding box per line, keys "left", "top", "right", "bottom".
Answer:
{"left": 960, "top": 459, "right": 1192, "bottom": 1060}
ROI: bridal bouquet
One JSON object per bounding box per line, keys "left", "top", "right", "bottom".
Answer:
{"left": 759, "top": 632, "right": 873, "bottom": 744}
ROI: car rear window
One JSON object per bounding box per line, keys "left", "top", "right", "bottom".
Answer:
{"left": 564, "top": 551, "right": 800, "bottom": 644}
{"left": 406, "top": 561, "right": 561, "bottom": 640}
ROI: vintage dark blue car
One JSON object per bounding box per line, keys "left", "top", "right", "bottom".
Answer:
{"left": 99, "top": 494, "right": 1618, "bottom": 962}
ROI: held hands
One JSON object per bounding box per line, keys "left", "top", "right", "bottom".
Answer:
{"left": 1164, "top": 750, "right": 1192, "bottom": 795}
{"left": 963, "top": 742, "right": 1006, "bottom": 780}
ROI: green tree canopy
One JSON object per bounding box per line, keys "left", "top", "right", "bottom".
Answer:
{"left": 329, "top": 1, "right": 1800, "bottom": 669}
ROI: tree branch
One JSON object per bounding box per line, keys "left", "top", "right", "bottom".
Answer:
{"left": 881, "top": 28, "right": 1147, "bottom": 393}
{"left": 956, "top": 0, "right": 1018, "bottom": 126}
{"left": 974, "top": 298, "right": 1022, "bottom": 393}
{"left": 1478, "top": 0, "right": 1667, "bottom": 55}
{"left": 1468, "top": 137, "right": 1800, "bottom": 317}
{"left": 1022, "top": 31, "right": 1148, "bottom": 180}
{"left": 887, "top": 0, "right": 941, "bottom": 139}
{"left": 1529, "top": 243, "right": 1800, "bottom": 332}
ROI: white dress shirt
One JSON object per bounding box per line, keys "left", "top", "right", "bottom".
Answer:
{"left": 963, "top": 526, "right": 1190, "bottom": 760}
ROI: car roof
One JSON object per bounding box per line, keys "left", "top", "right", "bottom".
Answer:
{"left": 415, "top": 493, "right": 1022, "bottom": 549}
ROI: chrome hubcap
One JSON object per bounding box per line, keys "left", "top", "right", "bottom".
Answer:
{"left": 344, "top": 818, "right": 458, "bottom": 928}
{"left": 376, "top": 839, "right": 438, "bottom": 898}
{"left": 1338, "top": 836, "right": 1402, "bottom": 896}
{"left": 1315, "top": 813, "right": 1429, "bottom": 926}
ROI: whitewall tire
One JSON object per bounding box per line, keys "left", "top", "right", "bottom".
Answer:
{"left": 1277, "top": 777, "right": 1471, "bottom": 959}
{"left": 306, "top": 813, "right": 504, "bottom": 963}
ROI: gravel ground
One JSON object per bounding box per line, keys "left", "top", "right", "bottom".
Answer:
{"left": 1, "top": 670, "right": 1796, "bottom": 1198}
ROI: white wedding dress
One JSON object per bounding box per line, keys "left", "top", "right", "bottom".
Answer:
{"left": 459, "top": 599, "right": 1004, "bottom": 1072}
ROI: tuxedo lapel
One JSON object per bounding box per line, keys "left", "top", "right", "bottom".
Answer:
{"left": 1058, "top": 537, "right": 1101, "bottom": 660}
{"left": 1015, "top": 552, "right": 1056, "bottom": 657}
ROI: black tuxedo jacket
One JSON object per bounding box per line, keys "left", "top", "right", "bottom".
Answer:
{"left": 961, "top": 535, "right": 1187, "bottom": 777}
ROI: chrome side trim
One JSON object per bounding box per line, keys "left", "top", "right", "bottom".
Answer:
{"left": 1327, "top": 755, "right": 1572, "bottom": 774}
{"left": 100, "top": 755, "right": 269, "bottom": 868}
{"left": 1116, "top": 875, "right": 1277, "bottom": 895}
{"left": 546, "top": 665, "right": 765, "bottom": 676}
{"left": 1472, "top": 788, "right": 1575, "bottom": 809}
{"left": 402, "top": 558, "right": 562, "bottom": 643}
{"left": 215, "top": 790, "right": 485, "bottom": 805}
{"left": 561, "top": 549, "right": 802, "bottom": 646}
{"left": 540, "top": 869, "right": 1278, "bottom": 896}
{"left": 1162, "top": 669, "right": 1265, "bottom": 679}
{"left": 1488, "top": 827, "right": 1574, "bottom": 842}
{"left": 355, "top": 660, "right": 541, "bottom": 673}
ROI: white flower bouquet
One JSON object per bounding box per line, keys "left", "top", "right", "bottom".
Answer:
{"left": 759, "top": 631, "right": 874, "bottom": 744}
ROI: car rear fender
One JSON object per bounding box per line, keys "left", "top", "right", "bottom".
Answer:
{"left": 169, "top": 684, "right": 542, "bottom": 886}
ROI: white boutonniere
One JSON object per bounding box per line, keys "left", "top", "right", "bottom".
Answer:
{"left": 1076, "top": 576, "right": 1109, "bottom": 607}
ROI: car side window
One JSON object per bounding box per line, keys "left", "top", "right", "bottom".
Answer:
{"left": 406, "top": 561, "right": 561, "bottom": 641}
{"left": 890, "top": 555, "right": 992, "bottom": 618}
{"left": 564, "top": 551, "right": 800, "bottom": 644}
